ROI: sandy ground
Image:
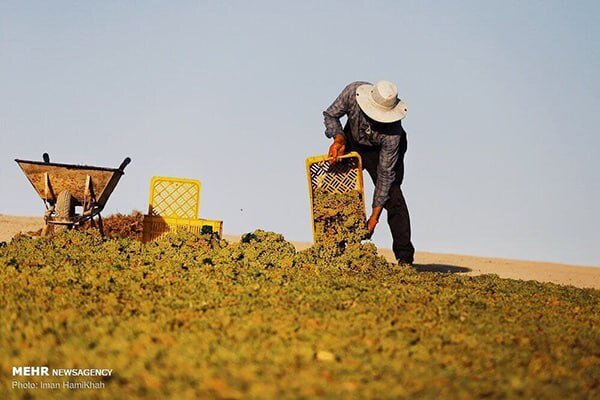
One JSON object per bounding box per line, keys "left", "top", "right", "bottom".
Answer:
{"left": 1, "top": 215, "right": 598, "bottom": 290}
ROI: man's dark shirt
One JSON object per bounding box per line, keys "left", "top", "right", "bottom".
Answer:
{"left": 323, "top": 81, "right": 405, "bottom": 207}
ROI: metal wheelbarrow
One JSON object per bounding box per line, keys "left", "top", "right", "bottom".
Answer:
{"left": 15, "top": 153, "right": 131, "bottom": 236}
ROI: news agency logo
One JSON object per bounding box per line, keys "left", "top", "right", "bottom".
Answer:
{"left": 12, "top": 366, "right": 49, "bottom": 376}
{"left": 11, "top": 366, "right": 112, "bottom": 391}
{"left": 12, "top": 366, "right": 113, "bottom": 377}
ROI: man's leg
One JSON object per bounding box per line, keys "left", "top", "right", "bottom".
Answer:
{"left": 385, "top": 184, "right": 415, "bottom": 264}
{"left": 353, "top": 145, "right": 414, "bottom": 265}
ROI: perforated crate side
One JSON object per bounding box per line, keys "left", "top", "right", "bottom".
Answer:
{"left": 148, "top": 176, "right": 201, "bottom": 219}
{"left": 142, "top": 215, "right": 223, "bottom": 242}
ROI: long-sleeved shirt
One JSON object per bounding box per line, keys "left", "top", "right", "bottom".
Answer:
{"left": 323, "top": 81, "right": 405, "bottom": 207}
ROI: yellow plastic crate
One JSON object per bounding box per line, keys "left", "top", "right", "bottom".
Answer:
{"left": 143, "top": 176, "right": 223, "bottom": 241}
{"left": 142, "top": 215, "right": 223, "bottom": 242}
{"left": 305, "top": 152, "right": 366, "bottom": 242}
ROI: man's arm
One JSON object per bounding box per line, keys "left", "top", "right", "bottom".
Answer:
{"left": 323, "top": 83, "right": 356, "bottom": 162}
{"left": 368, "top": 136, "right": 401, "bottom": 235}
{"left": 323, "top": 85, "right": 351, "bottom": 138}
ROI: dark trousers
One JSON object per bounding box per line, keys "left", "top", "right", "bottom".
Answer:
{"left": 345, "top": 130, "right": 415, "bottom": 264}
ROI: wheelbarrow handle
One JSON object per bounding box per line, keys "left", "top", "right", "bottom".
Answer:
{"left": 118, "top": 157, "right": 131, "bottom": 171}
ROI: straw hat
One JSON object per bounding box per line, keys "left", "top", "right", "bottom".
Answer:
{"left": 355, "top": 80, "right": 407, "bottom": 123}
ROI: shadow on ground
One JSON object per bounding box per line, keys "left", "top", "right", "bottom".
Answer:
{"left": 413, "top": 264, "right": 471, "bottom": 274}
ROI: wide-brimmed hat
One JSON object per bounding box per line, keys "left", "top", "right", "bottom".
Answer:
{"left": 355, "top": 80, "right": 407, "bottom": 123}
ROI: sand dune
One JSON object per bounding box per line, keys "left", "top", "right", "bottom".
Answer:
{"left": 2, "top": 214, "right": 598, "bottom": 289}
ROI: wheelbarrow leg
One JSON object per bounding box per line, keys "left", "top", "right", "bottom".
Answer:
{"left": 97, "top": 214, "right": 105, "bottom": 237}
{"left": 42, "top": 206, "right": 54, "bottom": 236}
{"left": 41, "top": 224, "right": 51, "bottom": 236}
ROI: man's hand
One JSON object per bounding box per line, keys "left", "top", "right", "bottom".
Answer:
{"left": 367, "top": 214, "right": 379, "bottom": 235}
{"left": 367, "top": 206, "right": 384, "bottom": 237}
{"left": 328, "top": 134, "right": 346, "bottom": 164}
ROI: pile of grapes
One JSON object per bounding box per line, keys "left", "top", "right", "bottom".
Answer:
{"left": 0, "top": 229, "right": 598, "bottom": 399}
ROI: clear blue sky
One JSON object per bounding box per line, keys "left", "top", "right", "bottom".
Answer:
{"left": 1, "top": 1, "right": 598, "bottom": 266}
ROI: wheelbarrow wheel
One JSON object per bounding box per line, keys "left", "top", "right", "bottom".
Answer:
{"left": 55, "top": 190, "right": 74, "bottom": 232}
